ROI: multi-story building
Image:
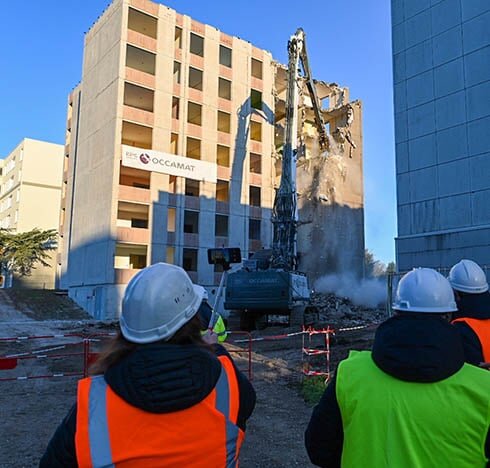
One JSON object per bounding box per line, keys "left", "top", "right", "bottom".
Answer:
{"left": 0, "top": 138, "right": 64, "bottom": 288}
{"left": 59, "top": 0, "right": 364, "bottom": 319}
{"left": 392, "top": 1, "right": 490, "bottom": 271}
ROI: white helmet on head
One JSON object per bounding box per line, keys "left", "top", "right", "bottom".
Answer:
{"left": 448, "top": 259, "right": 489, "bottom": 294}
{"left": 393, "top": 267, "right": 457, "bottom": 313}
{"left": 120, "top": 263, "right": 205, "bottom": 344}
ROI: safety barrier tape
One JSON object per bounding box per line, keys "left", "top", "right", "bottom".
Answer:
{"left": 0, "top": 331, "right": 253, "bottom": 381}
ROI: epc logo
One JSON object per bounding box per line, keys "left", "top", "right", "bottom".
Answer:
{"left": 139, "top": 153, "right": 150, "bottom": 164}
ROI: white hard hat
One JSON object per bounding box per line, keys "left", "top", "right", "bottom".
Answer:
{"left": 448, "top": 259, "right": 489, "bottom": 294}
{"left": 120, "top": 263, "right": 205, "bottom": 343}
{"left": 393, "top": 268, "right": 457, "bottom": 313}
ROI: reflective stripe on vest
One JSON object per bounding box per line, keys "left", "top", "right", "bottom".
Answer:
{"left": 453, "top": 317, "right": 490, "bottom": 362}
{"left": 75, "top": 355, "right": 243, "bottom": 467}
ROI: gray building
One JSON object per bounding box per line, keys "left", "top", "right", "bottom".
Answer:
{"left": 392, "top": 1, "right": 490, "bottom": 271}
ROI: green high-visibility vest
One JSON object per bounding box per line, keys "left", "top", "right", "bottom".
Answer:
{"left": 201, "top": 315, "right": 228, "bottom": 342}
{"left": 336, "top": 350, "right": 490, "bottom": 468}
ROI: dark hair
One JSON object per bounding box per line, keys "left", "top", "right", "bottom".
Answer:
{"left": 89, "top": 314, "right": 209, "bottom": 375}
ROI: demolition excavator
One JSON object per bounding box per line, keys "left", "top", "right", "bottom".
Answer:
{"left": 224, "top": 28, "right": 329, "bottom": 329}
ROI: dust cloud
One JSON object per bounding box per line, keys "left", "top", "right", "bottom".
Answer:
{"left": 313, "top": 273, "right": 387, "bottom": 309}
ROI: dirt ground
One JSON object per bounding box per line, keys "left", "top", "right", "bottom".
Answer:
{"left": 0, "top": 293, "right": 380, "bottom": 468}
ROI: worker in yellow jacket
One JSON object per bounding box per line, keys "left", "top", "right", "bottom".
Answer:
{"left": 198, "top": 287, "right": 228, "bottom": 343}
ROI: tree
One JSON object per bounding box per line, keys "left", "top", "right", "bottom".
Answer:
{"left": 364, "top": 249, "right": 386, "bottom": 278}
{"left": 386, "top": 261, "right": 396, "bottom": 274}
{"left": 0, "top": 228, "right": 58, "bottom": 276}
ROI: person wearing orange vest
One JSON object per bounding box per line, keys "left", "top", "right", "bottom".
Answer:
{"left": 40, "top": 262, "right": 256, "bottom": 467}
{"left": 449, "top": 259, "right": 490, "bottom": 367}
{"left": 305, "top": 268, "right": 490, "bottom": 467}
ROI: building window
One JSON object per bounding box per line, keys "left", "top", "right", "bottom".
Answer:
{"left": 218, "top": 78, "right": 231, "bottom": 100}
{"left": 190, "top": 33, "right": 204, "bottom": 57}
{"left": 166, "top": 247, "right": 175, "bottom": 264}
{"left": 173, "top": 62, "right": 181, "bottom": 84}
{"left": 249, "top": 186, "right": 261, "bottom": 206}
{"left": 131, "top": 218, "right": 148, "bottom": 228}
{"left": 215, "top": 214, "right": 229, "bottom": 237}
{"left": 124, "top": 82, "right": 154, "bottom": 112}
{"left": 130, "top": 253, "right": 147, "bottom": 269}
{"left": 249, "top": 219, "right": 261, "bottom": 240}
{"left": 251, "top": 58, "right": 263, "bottom": 79}
{"left": 187, "top": 102, "right": 202, "bottom": 126}
{"left": 172, "top": 97, "right": 180, "bottom": 119}
{"left": 167, "top": 208, "right": 176, "bottom": 231}
{"left": 185, "top": 179, "right": 200, "bottom": 197}
{"left": 186, "top": 137, "right": 201, "bottom": 160}
{"left": 217, "top": 111, "right": 231, "bottom": 133}
{"left": 170, "top": 133, "right": 179, "bottom": 155}
{"left": 250, "top": 152, "right": 262, "bottom": 173}
{"left": 183, "top": 248, "right": 198, "bottom": 272}
{"left": 250, "top": 121, "right": 262, "bottom": 141}
{"left": 219, "top": 45, "right": 232, "bottom": 67}
{"left": 216, "top": 180, "right": 229, "bottom": 202}
{"left": 128, "top": 8, "right": 157, "bottom": 39}
{"left": 251, "top": 89, "right": 262, "bottom": 110}
{"left": 126, "top": 45, "right": 156, "bottom": 75}
{"left": 217, "top": 145, "right": 230, "bottom": 167}
{"left": 189, "top": 67, "right": 203, "bottom": 91}
{"left": 184, "top": 210, "right": 199, "bottom": 234}
{"left": 174, "top": 27, "right": 182, "bottom": 49}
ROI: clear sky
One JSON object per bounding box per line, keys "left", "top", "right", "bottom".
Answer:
{"left": 0, "top": 0, "right": 396, "bottom": 265}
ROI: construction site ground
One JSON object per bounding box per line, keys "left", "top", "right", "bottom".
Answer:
{"left": 0, "top": 290, "right": 384, "bottom": 468}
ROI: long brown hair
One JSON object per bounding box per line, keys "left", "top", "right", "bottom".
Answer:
{"left": 89, "top": 314, "right": 209, "bottom": 375}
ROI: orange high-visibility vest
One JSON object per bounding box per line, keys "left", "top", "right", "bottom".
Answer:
{"left": 75, "top": 355, "right": 244, "bottom": 468}
{"left": 453, "top": 317, "right": 490, "bottom": 362}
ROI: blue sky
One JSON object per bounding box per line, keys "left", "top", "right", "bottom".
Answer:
{"left": 0, "top": 0, "right": 396, "bottom": 265}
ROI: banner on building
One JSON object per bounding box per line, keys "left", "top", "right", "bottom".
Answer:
{"left": 121, "top": 145, "right": 217, "bottom": 183}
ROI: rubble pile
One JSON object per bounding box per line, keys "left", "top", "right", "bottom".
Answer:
{"left": 306, "top": 292, "right": 388, "bottom": 328}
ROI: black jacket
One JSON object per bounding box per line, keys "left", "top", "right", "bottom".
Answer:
{"left": 40, "top": 342, "right": 255, "bottom": 467}
{"left": 305, "top": 314, "right": 490, "bottom": 468}
{"left": 452, "top": 291, "right": 490, "bottom": 365}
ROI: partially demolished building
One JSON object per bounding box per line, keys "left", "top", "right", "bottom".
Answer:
{"left": 58, "top": 0, "right": 364, "bottom": 318}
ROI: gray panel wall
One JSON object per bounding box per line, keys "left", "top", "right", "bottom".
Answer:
{"left": 392, "top": 0, "right": 490, "bottom": 270}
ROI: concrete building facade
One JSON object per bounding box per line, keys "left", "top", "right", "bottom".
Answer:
{"left": 59, "top": 0, "right": 364, "bottom": 318}
{"left": 0, "top": 138, "right": 64, "bottom": 288}
{"left": 392, "top": 1, "right": 490, "bottom": 271}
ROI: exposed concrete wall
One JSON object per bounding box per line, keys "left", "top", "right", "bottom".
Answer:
{"left": 274, "top": 70, "right": 365, "bottom": 281}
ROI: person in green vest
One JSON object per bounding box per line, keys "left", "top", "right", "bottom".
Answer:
{"left": 305, "top": 267, "right": 490, "bottom": 468}
{"left": 198, "top": 287, "right": 228, "bottom": 344}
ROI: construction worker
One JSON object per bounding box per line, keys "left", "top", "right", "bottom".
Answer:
{"left": 448, "top": 259, "right": 490, "bottom": 367}
{"left": 305, "top": 267, "right": 490, "bottom": 468}
{"left": 199, "top": 288, "right": 228, "bottom": 343}
{"left": 40, "top": 263, "right": 256, "bottom": 467}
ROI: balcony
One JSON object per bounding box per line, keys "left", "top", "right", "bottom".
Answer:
{"left": 125, "top": 67, "right": 156, "bottom": 89}
{"left": 117, "top": 226, "right": 150, "bottom": 244}
{"left": 127, "top": 29, "right": 157, "bottom": 52}
{"left": 183, "top": 232, "right": 199, "bottom": 247}
{"left": 118, "top": 184, "right": 150, "bottom": 203}
{"left": 123, "top": 105, "right": 154, "bottom": 126}
{"left": 114, "top": 268, "right": 140, "bottom": 285}
{"left": 249, "top": 173, "right": 262, "bottom": 186}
